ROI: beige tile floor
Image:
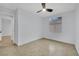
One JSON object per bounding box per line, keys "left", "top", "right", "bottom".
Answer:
{"left": 0, "top": 37, "right": 78, "bottom": 56}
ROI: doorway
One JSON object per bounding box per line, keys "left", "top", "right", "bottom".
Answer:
{"left": 0, "top": 15, "right": 14, "bottom": 47}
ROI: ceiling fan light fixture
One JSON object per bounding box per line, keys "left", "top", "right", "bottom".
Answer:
{"left": 42, "top": 9, "right": 46, "bottom": 11}
{"left": 36, "top": 3, "right": 53, "bottom": 13}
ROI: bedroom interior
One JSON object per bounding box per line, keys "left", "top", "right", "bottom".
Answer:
{"left": 0, "top": 3, "right": 79, "bottom": 56}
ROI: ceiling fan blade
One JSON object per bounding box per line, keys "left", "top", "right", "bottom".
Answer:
{"left": 41, "top": 3, "right": 46, "bottom": 8}
{"left": 36, "top": 10, "right": 42, "bottom": 13}
{"left": 46, "top": 9, "right": 53, "bottom": 12}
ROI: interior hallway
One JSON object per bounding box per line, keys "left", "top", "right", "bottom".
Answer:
{"left": 0, "top": 37, "right": 78, "bottom": 56}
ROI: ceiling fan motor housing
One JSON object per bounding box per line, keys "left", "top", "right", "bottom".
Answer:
{"left": 46, "top": 9, "right": 53, "bottom": 12}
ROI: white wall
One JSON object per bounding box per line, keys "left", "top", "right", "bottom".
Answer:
{"left": 0, "top": 7, "right": 15, "bottom": 41}
{"left": 2, "top": 17, "right": 12, "bottom": 36}
{"left": 0, "top": 6, "right": 15, "bottom": 16}
{"left": 17, "top": 8, "right": 42, "bottom": 45}
{"left": 75, "top": 4, "right": 79, "bottom": 54}
{"left": 42, "top": 10, "right": 76, "bottom": 44}
{"left": 0, "top": 17, "right": 2, "bottom": 41}
{"left": 14, "top": 9, "right": 19, "bottom": 44}
{"left": 0, "top": 17, "right": 1, "bottom": 31}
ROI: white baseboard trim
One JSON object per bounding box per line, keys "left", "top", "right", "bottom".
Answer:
{"left": 13, "top": 36, "right": 74, "bottom": 46}
{"left": 75, "top": 45, "right": 79, "bottom": 55}
{"left": 17, "top": 36, "right": 42, "bottom": 46}
{"left": 43, "top": 36, "right": 74, "bottom": 45}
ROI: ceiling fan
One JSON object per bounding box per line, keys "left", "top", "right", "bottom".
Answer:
{"left": 36, "top": 3, "right": 53, "bottom": 13}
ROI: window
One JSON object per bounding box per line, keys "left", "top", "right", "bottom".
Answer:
{"left": 49, "top": 16, "right": 62, "bottom": 33}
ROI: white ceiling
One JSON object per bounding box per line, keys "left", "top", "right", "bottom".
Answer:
{"left": 0, "top": 3, "right": 77, "bottom": 17}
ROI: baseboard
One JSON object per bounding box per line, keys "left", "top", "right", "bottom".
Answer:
{"left": 12, "top": 40, "right": 18, "bottom": 46}
{"left": 17, "top": 36, "right": 42, "bottom": 46}
{"left": 13, "top": 36, "right": 74, "bottom": 46}
{"left": 74, "top": 45, "right": 79, "bottom": 55}
{"left": 43, "top": 37, "right": 74, "bottom": 45}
